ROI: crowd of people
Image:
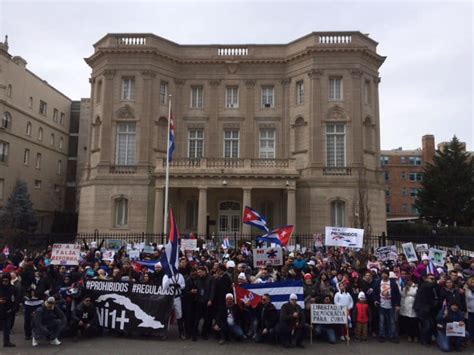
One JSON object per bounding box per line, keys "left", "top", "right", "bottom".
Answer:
{"left": 0, "top": 239, "right": 473, "bottom": 352}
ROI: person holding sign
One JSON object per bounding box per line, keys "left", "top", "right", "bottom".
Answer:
{"left": 436, "top": 300, "right": 469, "bottom": 352}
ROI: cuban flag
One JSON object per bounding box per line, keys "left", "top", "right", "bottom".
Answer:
{"left": 161, "top": 208, "right": 180, "bottom": 276}
{"left": 243, "top": 206, "right": 269, "bottom": 233}
{"left": 222, "top": 237, "right": 231, "bottom": 250}
{"left": 239, "top": 280, "right": 304, "bottom": 310}
{"left": 168, "top": 110, "right": 175, "bottom": 162}
{"left": 257, "top": 225, "right": 294, "bottom": 247}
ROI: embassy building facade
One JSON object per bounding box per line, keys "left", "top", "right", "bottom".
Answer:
{"left": 78, "top": 32, "right": 387, "bottom": 236}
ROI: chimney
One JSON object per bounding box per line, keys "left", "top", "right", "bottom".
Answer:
{"left": 422, "top": 135, "right": 435, "bottom": 165}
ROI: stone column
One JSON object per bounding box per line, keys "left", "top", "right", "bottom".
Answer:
{"left": 242, "top": 188, "right": 252, "bottom": 235}
{"left": 208, "top": 80, "right": 221, "bottom": 157}
{"left": 99, "top": 69, "right": 115, "bottom": 165}
{"left": 287, "top": 188, "right": 296, "bottom": 228}
{"left": 198, "top": 187, "right": 208, "bottom": 236}
{"left": 153, "top": 187, "right": 164, "bottom": 234}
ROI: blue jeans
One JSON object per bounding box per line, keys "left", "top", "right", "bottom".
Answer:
{"left": 223, "top": 323, "right": 244, "bottom": 340}
{"left": 379, "top": 307, "right": 397, "bottom": 339}
{"left": 436, "top": 329, "right": 469, "bottom": 352}
{"left": 314, "top": 324, "right": 337, "bottom": 344}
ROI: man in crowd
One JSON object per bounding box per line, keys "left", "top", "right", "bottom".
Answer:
{"left": 32, "top": 296, "right": 67, "bottom": 347}
{"left": 276, "top": 293, "right": 305, "bottom": 348}
{"left": 374, "top": 270, "right": 401, "bottom": 343}
{"left": 0, "top": 272, "right": 17, "bottom": 347}
{"left": 70, "top": 295, "right": 99, "bottom": 340}
{"left": 253, "top": 293, "right": 278, "bottom": 343}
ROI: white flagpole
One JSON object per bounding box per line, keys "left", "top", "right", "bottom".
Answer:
{"left": 163, "top": 95, "right": 172, "bottom": 237}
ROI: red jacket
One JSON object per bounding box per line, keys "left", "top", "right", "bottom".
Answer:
{"left": 355, "top": 302, "right": 369, "bottom": 324}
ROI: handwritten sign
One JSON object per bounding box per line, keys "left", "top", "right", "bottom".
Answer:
{"left": 51, "top": 244, "right": 80, "bottom": 265}
{"left": 253, "top": 247, "right": 283, "bottom": 268}
{"left": 311, "top": 304, "right": 347, "bottom": 324}
{"left": 446, "top": 322, "right": 465, "bottom": 337}
{"left": 181, "top": 239, "right": 197, "bottom": 251}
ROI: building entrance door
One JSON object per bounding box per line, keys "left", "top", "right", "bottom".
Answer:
{"left": 218, "top": 201, "right": 241, "bottom": 234}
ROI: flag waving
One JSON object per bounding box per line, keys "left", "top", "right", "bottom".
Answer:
{"left": 161, "top": 208, "right": 180, "bottom": 276}
{"left": 234, "top": 284, "right": 262, "bottom": 308}
{"left": 168, "top": 110, "right": 175, "bottom": 162}
{"left": 243, "top": 206, "right": 269, "bottom": 232}
{"left": 257, "top": 225, "right": 294, "bottom": 247}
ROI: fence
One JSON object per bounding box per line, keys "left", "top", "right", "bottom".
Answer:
{"left": 1, "top": 232, "right": 473, "bottom": 255}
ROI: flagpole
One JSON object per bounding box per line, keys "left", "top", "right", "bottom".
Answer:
{"left": 163, "top": 95, "right": 172, "bottom": 238}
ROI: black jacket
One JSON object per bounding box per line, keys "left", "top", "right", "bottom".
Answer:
{"left": 71, "top": 302, "right": 98, "bottom": 326}
{"left": 279, "top": 302, "right": 305, "bottom": 329}
{"left": 414, "top": 282, "right": 439, "bottom": 316}
{"left": 0, "top": 283, "right": 18, "bottom": 320}
{"left": 254, "top": 302, "right": 278, "bottom": 331}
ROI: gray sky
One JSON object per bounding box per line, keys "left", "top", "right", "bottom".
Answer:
{"left": 1, "top": 0, "right": 472, "bottom": 150}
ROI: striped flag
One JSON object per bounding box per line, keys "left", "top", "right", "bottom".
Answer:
{"left": 161, "top": 208, "right": 180, "bottom": 276}
{"left": 239, "top": 280, "right": 304, "bottom": 310}
{"left": 168, "top": 110, "right": 175, "bottom": 162}
{"left": 222, "top": 237, "right": 231, "bottom": 250}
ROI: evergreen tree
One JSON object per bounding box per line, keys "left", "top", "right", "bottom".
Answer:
{"left": 415, "top": 136, "right": 474, "bottom": 226}
{"left": 0, "top": 179, "right": 37, "bottom": 232}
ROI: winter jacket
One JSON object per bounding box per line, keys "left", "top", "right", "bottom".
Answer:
{"left": 400, "top": 285, "right": 418, "bottom": 318}
{"left": 33, "top": 303, "right": 67, "bottom": 331}
{"left": 414, "top": 282, "right": 439, "bottom": 317}
{"left": 373, "top": 279, "right": 401, "bottom": 308}
{"left": 0, "top": 283, "right": 18, "bottom": 320}
{"left": 279, "top": 302, "right": 305, "bottom": 329}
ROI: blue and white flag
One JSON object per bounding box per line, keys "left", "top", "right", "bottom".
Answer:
{"left": 222, "top": 237, "right": 231, "bottom": 250}
{"left": 240, "top": 280, "right": 304, "bottom": 310}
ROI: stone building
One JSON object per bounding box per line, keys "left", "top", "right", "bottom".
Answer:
{"left": 78, "top": 32, "right": 387, "bottom": 236}
{"left": 0, "top": 37, "right": 72, "bottom": 232}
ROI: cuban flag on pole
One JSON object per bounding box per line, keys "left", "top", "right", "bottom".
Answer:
{"left": 243, "top": 206, "right": 269, "bottom": 233}
{"left": 239, "top": 280, "right": 304, "bottom": 310}
{"left": 168, "top": 110, "right": 175, "bottom": 162}
{"left": 257, "top": 225, "right": 294, "bottom": 247}
{"left": 161, "top": 208, "right": 180, "bottom": 276}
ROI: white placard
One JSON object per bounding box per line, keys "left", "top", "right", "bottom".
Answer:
{"left": 253, "top": 247, "right": 283, "bottom": 268}
{"left": 416, "top": 244, "right": 429, "bottom": 253}
{"left": 181, "top": 239, "right": 197, "bottom": 251}
{"left": 313, "top": 234, "right": 323, "bottom": 248}
{"left": 311, "top": 304, "right": 347, "bottom": 324}
{"left": 375, "top": 245, "right": 398, "bottom": 261}
{"left": 102, "top": 250, "right": 115, "bottom": 261}
{"left": 325, "top": 227, "right": 364, "bottom": 248}
{"left": 402, "top": 242, "right": 418, "bottom": 262}
{"left": 51, "top": 244, "right": 81, "bottom": 265}
{"left": 429, "top": 248, "right": 447, "bottom": 267}
{"left": 446, "top": 322, "right": 465, "bottom": 337}
{"left": 128, "top": 249, "right": 140, "bottom": 260}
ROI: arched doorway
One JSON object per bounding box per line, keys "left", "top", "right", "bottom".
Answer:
{"left": 218, "top": 201, "right": 241, "bottom": 234}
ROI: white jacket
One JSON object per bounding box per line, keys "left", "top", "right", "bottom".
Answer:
{"left": 334, "top": 291, "right": 354, "bottom": 310}
{"left": 400, "top": 285, "right": 417, "bottom": 318}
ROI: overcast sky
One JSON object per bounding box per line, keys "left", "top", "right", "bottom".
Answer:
{"left": 1, "top": 0, "right": 472, "bottom": 150}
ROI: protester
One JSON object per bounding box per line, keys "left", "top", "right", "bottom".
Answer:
{"left": 399, "top": 277, "right": 418, "bottom": 342}
{"left": 414, "top": 273, "right": 439, "bottom": 346}
{"left": 353, "top": 291, "right": 370, "bottom": 341}
{"left": 374, "top": 270, "right": 401, "bottom": 343}
{"left": 435, "top": 300, "right": 469, "bottom": 352}
{"left": 32, "top": 296, "right": 67, "bottom": 347}
{"left": 252, "top": 293, "right": 278, "bottom": 343}
{"left": 70, "top": 295, "right": 99, "bottom": 340}
{"left": 0, "top": 272, "right": 17, "bottom": 347}
{"left": 276, "top": 293, "right": 305, "bottom": 348}
{"left": 215, "top": 293, "right": 244, "bottom": 345}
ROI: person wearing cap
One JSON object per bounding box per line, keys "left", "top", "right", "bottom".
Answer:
{"left": 414, "top": 273, "right": 439, "bottom": 345}
{"left": 276, "top": 293, "right": 305, "bottom": 348}
{"left": 214, "top": 293, "right": 244, "bottom": 345}
{"left": 70, "top": 295, "right": 99, "bottom": 340}
{"left": 151, "top": 262, "right": 165, "bottom": 286}
{"left": 237, "top": 272, "right": 247, "bottom": 285}
{"left": 414, "top": 254, "right": 439, "bottom": 281}
{"left": 353, "top": 291, "right": 370, "bottom": 341}
{"left": 373, "top": 269, "right": 401, "bottom": 343}
{"left": 162, "top": 266, "right": 187, "bottom": 340}
{"left": 0, "top": 272, "right": 18, "bottom": 348}
{"left": 31, "top": 296, "right": 66, "bottom": 347}
{"left": 436, "top": 300, "right": 469, "bottom": 352}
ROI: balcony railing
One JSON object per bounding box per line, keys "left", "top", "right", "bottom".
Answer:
{"left": 109, "top": 165, "right": 137, "bottom": 174}
{"left": 323, "top": 167, "right": 352, "bottom": 176}
{"left": 250, "top": 159, "right": 289, "bottom": 168}
{"left": 160, "top": 158, "right": 296, "bottom": 171}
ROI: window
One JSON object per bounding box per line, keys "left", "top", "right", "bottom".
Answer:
{"left": 402, "top": 188, "right": 407, "bottom": 196}
{"left": 50, "top": 133, "right": 55, "bottom": 146}
{"left": 261, "top": 86, "right": 274, "bottom": 108}
{"left": 410, "top": 188, "right": 419, "bottom": 197}
{"left": 188, "top": 129, "right": 204, "bottom": 158}
{"left": 331, "top": 200, "right": 345, "bottom": 227}
{"left": 224, "top": 130, "right": 239, "bottom": 158}
{"left": 160, "top": 82, "right": 168, "bottom": 105}
{"left": 364, "top": 80, "right": 371, "bottom": 104}
{"left": 402, "top": 203, "right": 408, "bottom": 212}
{"left": 411, "top": 204, "right": 419, "bottom": 214}
{"left": 409, "top": 156, "right": 422, "bottom": 165}
{"left": 401, "top": 171, "right": 406, "bottom": 179}
{"left": 0, "top": 142, "right": 9, "bottom": 163}
{"left": 186, "top": 200, "right": 198, "bottom": 229}
{"left": 26, "top": 122, "right": 32, "bottom": 136}
{"left": 409, "top": 172, "right": 423, "bottom": 181}
{"left": 34, "top": 180, "right": 41, "bottom": 189}
{"left": 380, "top": 156, "right": 389, "bottom": 165}
{"left": 226, "top": 86, "right": 239, "bottom": 108}
{"left": 60, "top": 113, "right": 65, "bottom": 126}
{"left": 59, "top": 137, "right": 63, "bottom": 150}
{"left": 1, "top": 112, "right": 11, "bottom": 129}
{"left": 329, "top": 78, "right": 342, "bottom": 100}
{"left": 386, "top": 204, "right": 391, "bottom": 213}
{"left": 57, "top": 160, "right": 62, "bottom": 175}
{"left": 384, "top": 171, "right": 390, "bottom": 181}
{"left": 259, "top": 129, "right": 275, "bottom": 158}
{"left": 6, "top": 84, "right": 12, "bottom": 97}
{"left": 190, "top": 86, "right": 203, "bottom": 108}
{"left": 39, "top": 100, "right": 47, "bottom": 116}
{"left": 96, "top": 80, "right": 102, "bottom": 103}
{"left": 0, "top": 179, "right": 3, "bottom": 200}
{"left": 53, "top": 109, "right": 58, "bottom": 122}
{"left": 38, "top": 127, "right": 43, "bottom": 141}
{"left": 116, "top": 123, "right": 136, "bottom": 165}
{"left": 121, "top": 78, "right": 135, "bottom": 100}
{"left": 259, "top": 201, "right": 274, "bottom": 228}
{"left": 114, "top": 198, "right": 128, "bottom": 227}
{"left": 385, "top": 188, "right": 391, "bottom": 197}
{"left": 29, "top": 97, "right": 33, "bottom": 108}
{"left": 326, "top": 124, "right": 345, "bottom": 167}
{"left": 296, "top": 81, "right": 304, "bottom": 104}
{"left": 23, "top": 149, "right": 29, "bottom": 165}
{"left": 400, "top": 156, "right": 406, "bottom": 164}
{"left": 36, "top": 153, "right": 41, "bottom": 169}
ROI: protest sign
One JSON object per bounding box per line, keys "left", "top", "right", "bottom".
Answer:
{"left": 106, "top": 239, "right": 122, "bottom": 250}
{"left": 102, "top": 250, "right": 115, "bottom": 261}
{"left": 253, "top": 247, "right": 283, "bottom": 268}
{"left": 446, "top": 322, "right": 465, "bottom": 337}
{"left": 429, "top": 248, "right": 447, "bottom": 267}
{"left": 85, "top": 280, "right": 174, "bottom": 334}
{"left": 142, "top": 245, "right": 155, "bottom": 254}
{"left": 402, "top": 243, "right": 418, "bottom": 262}
{"left": 416, "top": 244, "right": 429, "bottom": 253}
{"left": 311, "top": 304, "right": 347, "bottom": 324}
{"left": 374, "top": 245, "right": 398, "bottom": 261}
{"left": 181, "top": 239, "right": 197, "bottom": 251}
{"left": 325, "top": 227, "right": 364, "bottom": 248}
{"left": 128, "top": 249, "right": 140, "bottom": 260}
{"left": 51, "top": 244, "right": 80, "bottom": 265}
{"left": 313, "top": 234, "right": 323, "bottom": 248}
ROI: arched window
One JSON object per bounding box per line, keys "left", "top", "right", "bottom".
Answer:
{"left": 38, "top": 127, "right": 43, "bottom": 141}
{"left": 2, "top": 112, "right": 12, "bottom": 129}
{"left": 331, "top": 200, "right": 345, "bottom": 227}
{"left": 6, "top": 84, "right": 12, "bottom": 98}
{"left": 50, "top": 133, "right": 55, "bottom": 146}
{"left": 114, "top": 197, "right": 129, "bottom": 227}
{"left": 293, "top": 117, "right": 306, "bottom": 152}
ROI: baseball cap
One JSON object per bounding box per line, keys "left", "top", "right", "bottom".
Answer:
{"left": 46, "top": 297, "right": 56, "bottom": 304}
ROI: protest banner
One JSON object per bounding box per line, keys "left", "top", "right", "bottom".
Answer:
{"left": 102, "top": 250, "right": 115, "bottom": 261}
{"left": 416, "top": 244, "right": 429, "bottom": 253}
{"left": 180, "top": 239, "right": 197, "bottom": 251}
{"left": 374, "top": 245, "right": 398, "bottom": 262}
{"left": 446, "top": 322, "right": 465, "bottom": 337}
{"left": 311, "top": 304, "right": 347, "bottom": 324}
{"left": 85, "top": 280, "right": 174, "bottom": 334}
{"left": 402, "top": 242, "right": 418, "bottom": 262}
{"left": 429, "top": 248, "right": 447, "bottom": 267}
{"left": 51, "top": 244, "right": 80, "bottom": 265}
{"left": 106, "top": 239, "right": 122, "bottom": 250}
{"left": 253, "top": 247, "right": 283, "bottom": 268}
{"left": 325, "top": 227, "right": 364, "bottom": 248}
